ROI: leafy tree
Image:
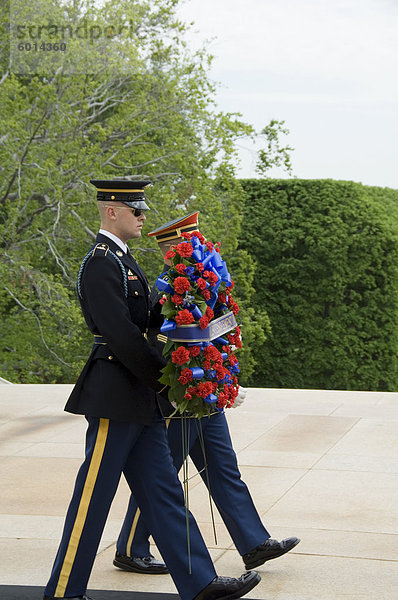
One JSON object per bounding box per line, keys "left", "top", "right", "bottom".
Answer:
{"left": 256, "top": 120, "right": 293, "bottom": 177}
{"left": 0, "top": 0, "right": 287, "bottom": 383}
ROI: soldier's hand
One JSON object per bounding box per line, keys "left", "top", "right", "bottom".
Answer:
{"left": 232, "top": 386, "right": 247, "bottom": 408}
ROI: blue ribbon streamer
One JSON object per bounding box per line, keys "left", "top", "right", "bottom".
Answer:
{"left": 204, "top": 393, "right": 218, "bottom": 404}
{"left": 213, "top": 336, "right": 228, "bottom": 346}
{"left": 155, "top": 277, "right": 173, "bottom": 294}
{"left": 207, "top": 292, "right": 218, "bottom": 310}
{"left": 187, "top": 342, "right": 205, "bottom": 349}
{"left": 188, "top": 304, "right": 203, "bottom": 320}
{"left": 160, "top": 319, "right": 176, "bottom": 332}
{"left": 190, "top": 367, "right": 205, "bottom": 379}
{"left": 192, "top": 248, "right": 204, "bottom": 262}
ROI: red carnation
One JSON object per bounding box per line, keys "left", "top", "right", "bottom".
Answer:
{"left": 203, "top": 345, "right": 223, "bottom": 366}
{"left": 164, "top": 249, "right": 176, "bottom": 260}
{"left": 197, "top": 381, "right": 214, "bottom": 398}
{"left": 171, "top": 294, "right": 184, "bottom": 305}
{"left": 228, "top": 353, "right": 239, "bottom": 366}
{"left": 175, "top": 263, "right": 187, "bottom": 274}
{"left": 199, "top": 315, "right": 209, "bottom": 329}
{"left": 217, "top": 391, "right": 228, "bottom": 409}
{"left": 189, "top": 346, "right": 201, "bottom": 357}
{"left": 192, "top": 231, "right": 205, "bottom": 244}
{"left": 174, "top": 277, "right": 191, "bottom": 294}
{"left": 178, "top": 368, "right": 193, "bottom": 385}
{"left": 228, "top": 331, "right": 242, "bottom": 349}
{"left": 224, "top": 383, "right": 239, "bottom": 402}
{"left": 172, "top": 346, "right": 190, "bottom": 365}
{"left": 218, "top": 291, "right": 227, "bottom": 304}
{"left": 197, "top": 262, "right": 204, "bottom": 272}
{"left": 159, "top": 295, "right": 167, "bottom": 306}
{"left": 175, "top": 309, "right": 195, "bottom": 325}
{"left": 230, "top": 299, "right": 239, "bottom": 315}
{"left": 216, "top": 365, "right": 229, "bottom": 380}
{"left": 205, "top": 306, "right": 214, "bottom": 320}
{"left": 181, "top": 232, "right": 193, "bottom": 240}
{"left": 204, "top": 345, "right": 222, "bottom": 361}
{"left": 196, "top": 277, "right": 207, "bottom": 290}
{"left": 202, "top": 289, "right": 211, "bottom": 301}
{"left": 175, "top": 242, "right": 194, "bottom": 257}
{"left": 227, "top": 279, "right": 235, "bottom": 290}
{"left": 206, "top": 241, "right": 214, "bottom": 251}
{"left": 203, "top": 271, "right": 218, "bottom": 285}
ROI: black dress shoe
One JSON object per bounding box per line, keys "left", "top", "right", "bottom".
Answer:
{"left": 113, "top": 551, "right": 169, "bottom": 574}
{"left": 243, "top": 537, "right": 300, "bottom": 569}
{"left": 193, "top": 571, "right": 261, "bottom": 600}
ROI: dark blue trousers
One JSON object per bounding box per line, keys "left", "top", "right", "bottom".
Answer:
{"left": 117, "top": 411, "right": 270, "bottom": 559}
{"left": 44, "top": 411, "right": 216, "bottom": 600}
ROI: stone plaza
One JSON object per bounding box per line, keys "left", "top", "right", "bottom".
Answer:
{"left": 0, "top": 384, "right": 397, "bottom": 599}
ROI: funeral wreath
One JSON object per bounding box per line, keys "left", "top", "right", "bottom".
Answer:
{"left": 156, "top": 230, "right": 242, "bottom": 418}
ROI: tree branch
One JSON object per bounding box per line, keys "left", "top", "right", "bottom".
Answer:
{"left": 3, "top": 286, "right": 71, "bottom": 367}
{"left": 70, "top": 209, "right": 97, "bottom": 239}
{"left": 0, "top": 107, "right": 51, "bottom": 204}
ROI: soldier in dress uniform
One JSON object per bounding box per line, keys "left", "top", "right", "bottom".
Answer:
{"left": 42, "top": 180, "right": 261, "bottom": 600}
{"left": 112, "top": 213, "right": 300, "bottom": 576}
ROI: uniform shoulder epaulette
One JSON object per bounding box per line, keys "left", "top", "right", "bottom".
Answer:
{"left": 77, "top": 243, "right": 128, "bottom": 299}
{"left": 91, "top": 242, "right": 110, "bottom": 256}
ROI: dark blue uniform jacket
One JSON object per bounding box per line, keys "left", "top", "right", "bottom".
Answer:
{"left": 65, "top": 233, "right": 167, "bottom": 424}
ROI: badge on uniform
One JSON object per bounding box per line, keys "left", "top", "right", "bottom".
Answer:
{"left": 128, "top": 269, "right": 138, "bottom": 280}
{"left": 116, "top": 250, "right": 124, "bottom": 257}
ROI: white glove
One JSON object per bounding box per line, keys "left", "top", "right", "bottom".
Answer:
{"left": 232, "top": 386, "right": 247, "bottom": 408}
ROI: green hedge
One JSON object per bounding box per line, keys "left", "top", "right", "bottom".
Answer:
{"left": 239, "top": 179, "right": 398, "bottom": 391}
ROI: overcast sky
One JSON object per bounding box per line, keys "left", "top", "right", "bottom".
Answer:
{"left": 176, "top": 0, "right": 398, "bottom": 188}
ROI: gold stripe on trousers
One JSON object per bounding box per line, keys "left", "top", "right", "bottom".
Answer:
{"left": 55, "top": 418, "right": 109, "bottom": 597}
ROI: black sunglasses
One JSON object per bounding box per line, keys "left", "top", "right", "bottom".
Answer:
{"left": 132, "top": 208, "right": 143, "bottom": 217}
{"left": 107, "top": 205, "right": 144, "bottom": 217}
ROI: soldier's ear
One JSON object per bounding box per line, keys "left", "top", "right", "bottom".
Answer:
{"left": 98, "top": 202, "right": 118, "bottom": 222}
{"left": 106, "top": 205, "right": 118, "bottom": 220}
